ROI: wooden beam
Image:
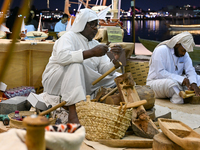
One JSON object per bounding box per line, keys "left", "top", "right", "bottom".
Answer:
{"left": 64, "top": 0, "right": 71, "bottom": 16}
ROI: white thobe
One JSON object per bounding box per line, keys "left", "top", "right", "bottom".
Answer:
{"left": 54, "top": 20, "right": 68, "bottom": 32}
{"left": 42, "top": 31, "right": 118, "bottom": 105}
{"left": 146, "top": 45, "right": 200, "bottom": 103}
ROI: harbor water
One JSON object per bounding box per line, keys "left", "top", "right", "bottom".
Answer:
{"left": 43, "top": 19, "right": 200, "bottom": 44}
{"left": 123, "top": 19, "right": 200, "bottom": 45}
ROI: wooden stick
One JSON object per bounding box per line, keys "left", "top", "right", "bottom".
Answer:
{"left": 179, "top": 91, "right": 195, "bottom": 99}
{"left": 116, "top": 100, "right": 147, "bottom": 109}
{"left": 23, "top": 115, "right": 50, "bottom": 150}
{"left": 100, "top": 87, "right": 118, "bottom": 102}
{"left": 185, "top": 90, "right": 195, "bottom": 94}
{"left": 39, "top": 101, "right": 66, "bottom": 116}
{"left": 92, "top": 61, "right": 122, "bottom": 85}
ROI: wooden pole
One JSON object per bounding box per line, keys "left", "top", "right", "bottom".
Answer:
{"left": 86, "top": 0, "right": 90, "bottom": 8}
{"left": 102, "top": 0, "right": 107, "bottom": 6}
{"left": 64, "top": 0, "right": 71, "bottom": 17}
{"left": 132, "top": 0, "right": 135, "bottom": 55}
{"left": 23, "top": 115, "right": 50, "bottom": 150}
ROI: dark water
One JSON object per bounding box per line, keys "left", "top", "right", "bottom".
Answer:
{"left": 123, "top": 19, "right": 200, "bottom": 45}
{"left": 43, "top": 19, "right": 200, "bottom": 44}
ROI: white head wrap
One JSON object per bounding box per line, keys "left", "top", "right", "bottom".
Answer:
{"left": 70, "top": 8, "right": 98, "bottom": 33}
{"left": 156, "top": 31, "right": 195, "bottom": 52}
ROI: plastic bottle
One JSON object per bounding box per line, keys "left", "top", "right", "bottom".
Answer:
{"left": 13, "top": 110, "right": 22, "bottom": 121}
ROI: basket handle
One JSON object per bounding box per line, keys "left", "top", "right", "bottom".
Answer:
{"left": 86, "top": 95, "right": 91, "bottom": 102}
{"left": 117, "top": 100, "right": 147, "bottom": 109}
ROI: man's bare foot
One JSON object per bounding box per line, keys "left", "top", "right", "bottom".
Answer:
{"left": 68, "top": 104, "right": 80, "bottom": 124}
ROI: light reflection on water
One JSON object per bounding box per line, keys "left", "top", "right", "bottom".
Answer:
{"left": 122, "top": 19, "right": 200, "bottom": 44}
{"left": 42, "top": 19, "right": 200, "bottom": 44}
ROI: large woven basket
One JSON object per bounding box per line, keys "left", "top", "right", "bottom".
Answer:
{"left": 8, "top": 111, "right": 56, "bottom": 129}
{"left": 76, "top": 100, "right": 132, "bottom": 141}
{"left": 125, "top": 58, "right": 149, "bottom": 85}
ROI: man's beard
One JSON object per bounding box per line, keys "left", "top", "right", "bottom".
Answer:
{"left": 174, "top": 47, "right": 182, "bottom": 57}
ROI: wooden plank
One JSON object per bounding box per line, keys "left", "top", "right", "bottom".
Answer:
{"left": 99, "top": 139, "right": 153, "bottom": 148}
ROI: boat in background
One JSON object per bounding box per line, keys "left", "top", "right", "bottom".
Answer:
{"left": 169, "top": 30, "right": 200, "bottom": 36}
{"left": 167, "top": 24, "right": 200, "bottom": 30}
{"left": 138, "top": 37, "right": 200, "bottom": 66}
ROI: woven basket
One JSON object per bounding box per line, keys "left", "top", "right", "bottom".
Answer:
{"left": 8, "top": 111, "right": 56, "bottom": 129}
{"left": 125, "top": 58, "right": 149, "bottom": 85}
{"left": 76, "top": 101, "right": 132, "bottom": 141}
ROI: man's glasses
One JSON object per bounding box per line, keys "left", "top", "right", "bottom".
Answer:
{"left": 88, "top": 22, "right": 101, "bottom": 30}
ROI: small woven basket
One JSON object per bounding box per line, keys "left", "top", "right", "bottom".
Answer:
{"left": 76, "top": 100, "right": 132, "bottom": 141}
{"left": 8, "top": 111, "right": 56, "bottom": 129}
{"left": 125, "top": 58, "right": 149, "bottom": 85}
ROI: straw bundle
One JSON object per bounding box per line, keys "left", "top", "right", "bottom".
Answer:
{"left": 76, "top": 101, "right": 132, "bottom": 141}
{"left": 8, "top": 111, "right": 56, "bottom": 129}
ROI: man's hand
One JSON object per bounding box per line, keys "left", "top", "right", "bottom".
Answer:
{"left": 190, "top": 83, "right": 200, "bottom": 96}
{"left": 110, "top": 44, "right": 123, "bottom": 60}
{"left": 92, "top": 44, "right": 109, "bottom": 57}
{"left": 182, "top": 78, "right": 190, "bottom": 89}
{"left": 83, "top": 44, "right": 109, "bottom": 59}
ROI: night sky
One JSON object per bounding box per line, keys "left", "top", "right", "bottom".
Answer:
{"left": 1, "top": 0, "right": 200, "bottom": 11}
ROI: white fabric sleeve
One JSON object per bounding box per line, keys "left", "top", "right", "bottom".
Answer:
{"left": 98, "top": 55, "right": 115, "bottom": 75}
{"left": 52, "top": 34, "right": 84, "bottom": 66}
{"left": 152, "top": 47, "right": 184, "bottom": 84}
{"left": 184, "top": 53, "right": 197, "bottom": 84}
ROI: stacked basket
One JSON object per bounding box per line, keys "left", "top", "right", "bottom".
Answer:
{"left": 76, "top": 100, "right": 132, "bottom": 141}
{"left": 125, "top": 58, "right": 149, "bottom": 85}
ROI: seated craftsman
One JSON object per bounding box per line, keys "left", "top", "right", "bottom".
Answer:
{"left": 42, "top": 8, "right": 122, "bottom": 123}
{"left": 146, "top": 32, "right": 200, "bottom": 104}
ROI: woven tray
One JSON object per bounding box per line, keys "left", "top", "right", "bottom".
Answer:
{"left": 125, "top": 58, "right": 149, "bottom": 85}
{"left": 76, "top": 101, "right": 132, "bottom": 141}
{"left": 8, "top": 111, "right": 56, "bottom": 129}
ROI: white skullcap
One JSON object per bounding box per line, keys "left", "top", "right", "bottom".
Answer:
{"left": 70, "top": 8, "right": 98, "bottom": 33}
{"left": 156, "top": 31, "right": 195, "bottom": 52}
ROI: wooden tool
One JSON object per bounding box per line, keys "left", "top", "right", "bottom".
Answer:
{"left": 39, "top": 101, "right": 66, "bottom": 116}
{"left": 158, "top": 118, "right": 200, "bottom": 150}
{"left": 114, "top": 73, "right": 159, "bottom": 139}
{"left": 92, "top": 61, "right": 122, "bottom": 85}
{"left": 100, "top": 87, "right": 118, "bottom": 102}
{"left": 23, "top": 115, "right": 50, "bottom": 150}
{"left": 179, "top": 91, "right": 195, "bottom": 99}
{"left": 116, "top": 100, "right": 147, "bottom": 109}
{"left": 185, "top": 90, "right": 195, "bottom": 94}
{"left": 98, "top": 139, "right": 153, "bottom": 148}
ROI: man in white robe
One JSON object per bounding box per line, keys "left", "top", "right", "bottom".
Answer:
{"left": 42, "top": 8, "right": 122, "bottom": 123}
{"left": 146, "top": 32, "right": 200, "bottom": 104}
